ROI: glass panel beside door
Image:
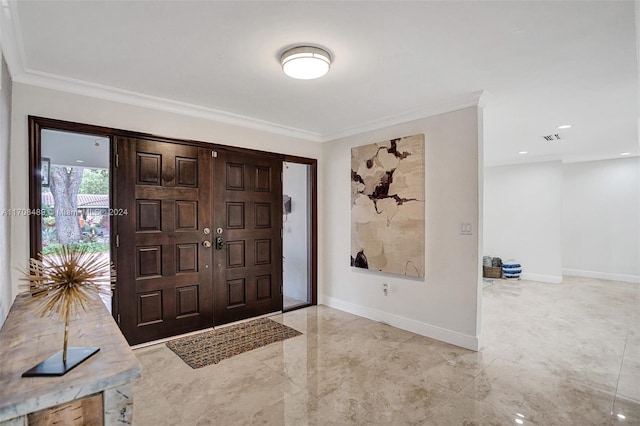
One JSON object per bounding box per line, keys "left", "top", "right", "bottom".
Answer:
{"left": 40, "top": 129, "right": 112, "bottom": 312}
{"left": 282, "top": 161, "right": 312, "bottom": 310}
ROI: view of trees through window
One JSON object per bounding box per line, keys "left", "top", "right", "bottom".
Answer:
{"left": 42, "top": 167, "right": 110, "bottom": 254}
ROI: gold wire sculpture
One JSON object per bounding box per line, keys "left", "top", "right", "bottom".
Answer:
{"left": 21, "top": 245, "right": 116, "bottom": 364}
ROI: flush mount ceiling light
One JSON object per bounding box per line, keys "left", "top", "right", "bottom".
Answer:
{"left": 557, "top": 124, "right": 572, "bottom": 129}
{"left": 281, "top": 46, "right": 331, "bottom": 80}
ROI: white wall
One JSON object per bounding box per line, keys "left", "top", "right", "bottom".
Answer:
{"left": 322, "top": 106, "right": 483, "bottom": 350}
{"left": 283, "top": 162, "right": 310, "bottom": 302}
{"left": 483, "top": 161, "right": 564, "bottom": 283}
{"left": 9, "top": 83, "right": 323, "bottom": 299}
{"left": 483, "top": 158, "right": 640, "bottom": 284}
{"left": 562, "top": 157, "right": 640, "bottom": 282}
{"left": 0, "top": 55, "right": 13, "bottom": 326}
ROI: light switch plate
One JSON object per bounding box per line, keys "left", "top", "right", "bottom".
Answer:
{"left": 460, "top": 222, "right": 472, "bottom": 235}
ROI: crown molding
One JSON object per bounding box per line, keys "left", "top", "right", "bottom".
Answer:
{"left": 321, "top": 90, "right": 488, "bottom": 142}
{"left": 484, "top": 152, "right": 639, "bottom": 168}
{"left": 484, "top": 155, "right": 562, "bottom": 168}
{"left": 0, "top": 0, "right": 27, "bottom": 78}
{"left": 561, "top": 152, "right": 639, "bottom": 164}
{"left": 12, "top": 65, "right": 489, "bottom": 145}
{"left": 14, "top": 70, "right": 324, "bottom": 142}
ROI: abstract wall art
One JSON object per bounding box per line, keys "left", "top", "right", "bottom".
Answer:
{"left": 351, "top": 134, "right": 425, "bottom": 277}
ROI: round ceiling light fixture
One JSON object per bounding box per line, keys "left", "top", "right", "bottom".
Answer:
{"left": 281, "top": 46, "right": 331, "bottom": 80}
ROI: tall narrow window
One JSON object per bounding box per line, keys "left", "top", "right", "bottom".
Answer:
{"left": 282, "top": 161, "right": 312, "bottom": 310}
{"left": 40, "top": 130, "right": 112, "bottom": 311}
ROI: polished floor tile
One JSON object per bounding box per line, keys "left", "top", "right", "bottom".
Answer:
{"left": 133, "top": 277, "right": 640, "bottom": 425}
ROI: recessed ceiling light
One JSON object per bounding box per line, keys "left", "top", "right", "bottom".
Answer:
{"left": 557, "top": 124, "right": 572, "bottom": 129}
{"left": 76, "top": 160, "right": 84, "bottom": 163}
{"left": 620, "top": 152, "right": 631, "bottom": 156}
{"left": 617, "top": 414, "right": 626, "bottom": 420}
{"left": 281, "top": 46, "right": 331, "bottom": 80}
{"left": 518, "top": 151, "right": 528, "bottom": 155}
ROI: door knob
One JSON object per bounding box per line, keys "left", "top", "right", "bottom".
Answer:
{"left": 215, "top": 237, "right": 225, "bottom": 250}
{"left": 203, "top": 240, "right": 212, "bottom": 248}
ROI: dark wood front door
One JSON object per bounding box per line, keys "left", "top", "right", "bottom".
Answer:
{"left": 212, "top": 150, "right": 283, "bottom": 324}
{"left": 116, "top": 137, "right": 214, "bottom": 345}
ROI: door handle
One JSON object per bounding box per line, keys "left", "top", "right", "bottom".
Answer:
{"left": 203, "top": 240, "right": 212, "bottom": 248}
{"left": 215, "top": 237, "right": 225, "bottom": 250}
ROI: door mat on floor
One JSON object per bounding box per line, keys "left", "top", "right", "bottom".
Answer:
{"left": 166, "top": 317, "right": 302, "bottom": 368}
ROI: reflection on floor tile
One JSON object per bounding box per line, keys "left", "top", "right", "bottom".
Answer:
{"left": 612, "top": 396, "right": 640, "bottom": 425}
{"left": 133, "top": 277, "right": 639, "bottom": 425}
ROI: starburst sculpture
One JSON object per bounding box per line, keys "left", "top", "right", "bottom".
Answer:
{"left": 21, "top": 245, "right": 115, "bottom": 365}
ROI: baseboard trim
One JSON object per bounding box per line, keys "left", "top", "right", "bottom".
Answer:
{"left": 562, "top": 269, "right": 640, "bottom": 284}
{"left": 520, "top": 273, "right": 563, "bottom": 284}
{"left": 319, "top": 295, "right": 480, "bottom": 351}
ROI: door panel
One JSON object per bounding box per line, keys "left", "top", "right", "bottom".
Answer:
{"left": 213, "top": 150, "right": 283, "bottom": 325}
{"left": 116, "top": 137, "right": 214, "bottom": 345}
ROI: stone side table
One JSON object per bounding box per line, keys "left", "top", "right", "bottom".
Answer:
{"left": 0, "top": 293, "right": 141, "bottom": 425}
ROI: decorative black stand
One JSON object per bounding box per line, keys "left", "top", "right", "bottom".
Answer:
{"left": 22, "top": 347, "right": 100, "bottom": 377}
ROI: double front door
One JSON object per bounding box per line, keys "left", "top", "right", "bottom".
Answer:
{"left": 115, "top": 137, "right": 282, "bottom": 345}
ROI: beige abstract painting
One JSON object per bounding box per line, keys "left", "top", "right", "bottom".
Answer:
{"left": 351, "top": 134, "right": 425, "bottom": 277}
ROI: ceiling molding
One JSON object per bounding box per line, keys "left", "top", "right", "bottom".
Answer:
{"left": 484, "top": 152, "right": 639, "bottom": 168}
{"left": 321, "top": 91, "right": 487, "bottom": 143}
{"left": 561, "top": 152, "right": 639, "bottom": 164}
{"left": 11, "top": 64, "right": 489, "bottom": 145}
{"left": 483, "top": 155, "right": 562, "bottom": 168}
{"left": 0, "top": 0, "right": 27, "bottom": 78}
{"left": 13, "top": 70, "right": 324, "bottom": 142}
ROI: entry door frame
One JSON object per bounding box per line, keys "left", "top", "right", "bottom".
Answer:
{"left": 28, "top": 117, "right": 120, "bottom": 317}
{"left": 27, "top": 116, "right": 318, "bottom": 330}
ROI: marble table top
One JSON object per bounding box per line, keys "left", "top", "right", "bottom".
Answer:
{"left": 0, "top": 293, "right": 141, "bottom": 421}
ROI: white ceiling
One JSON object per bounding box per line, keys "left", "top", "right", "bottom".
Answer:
{"left": 4, "top": 1, "right": 639, "bottom": 165}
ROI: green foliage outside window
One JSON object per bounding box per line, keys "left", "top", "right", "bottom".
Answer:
{"left": 79, "top": 169, "right": 109, "bottom": 194}
{"left": 42, "top": 241, "right": 110, "bottom": 255}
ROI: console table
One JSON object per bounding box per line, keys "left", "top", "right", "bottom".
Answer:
{"left": 0, "top": 293, "right": 141, "bottom": 425}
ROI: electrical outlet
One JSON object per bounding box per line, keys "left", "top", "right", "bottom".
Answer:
{"left": 460, "top": 222, "right": 472, "bottom": 235}
{"left": 382, "top": 283, "right": 389, "bottom": 296}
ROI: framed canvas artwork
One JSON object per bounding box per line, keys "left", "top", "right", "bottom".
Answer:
{"left": 351, "top": 134, "right": 425, "bottom": 277}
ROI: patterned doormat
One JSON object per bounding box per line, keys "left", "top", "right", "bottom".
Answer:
{"left": 166, "top": 317, "right": 302, "bottom": 369}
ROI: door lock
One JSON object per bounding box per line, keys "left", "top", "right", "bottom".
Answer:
{"left": 203, "top": 240, "right": 212, "bottom": 248}
{"left": 215, "top": 237, "right": 225, "bottom": 250}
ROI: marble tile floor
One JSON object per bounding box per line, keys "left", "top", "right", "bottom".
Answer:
{"left": 284, "top": 295, "right": 309, "bottom": 311}
{"left": 133, "top": 277, "right": 639, "bottom": 425}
